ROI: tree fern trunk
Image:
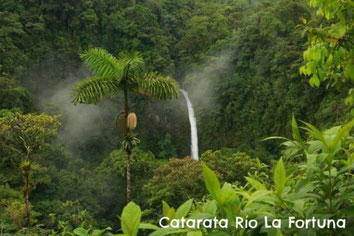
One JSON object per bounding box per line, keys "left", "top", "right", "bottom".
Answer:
{"left": 124, "top": 88, "right": 131, "bottom": 202}
{"left": 126, "top": 149, "right": 131, "bottom": 203}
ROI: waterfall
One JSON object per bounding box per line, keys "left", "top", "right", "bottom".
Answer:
{"left": 180, "top": 89, "right": 199, "bottom": 161}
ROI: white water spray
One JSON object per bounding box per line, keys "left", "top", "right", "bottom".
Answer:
{"left": 180, "top": 89, "right": 199, "bottom": 160}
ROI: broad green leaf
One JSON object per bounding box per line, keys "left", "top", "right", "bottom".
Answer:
{"left": 222, "top": 186, "right": 240, "bottom": 217}
{"left": 139, "top": 223, "right": 160, "bottom": 230}
{"left": 344, "top": 63, "right": 354, "bottom": 80}
{"left": 92, "top": 227, "right": 112, "bottom": 236}
{"left": 244, "top": 190, "right": 271, "bottom": 207}
{"left": 274, "top": 158, "right": 286, "bottom": 195}
{"left": 204, "top": 200, "right": 217, "bottom": 216}
{"left": 293, "top": 200, "right": 305, "bottom": 215}
{"left": 291, "top": 115, "right": 303, "bottom": 144}
{"left": 323, "top": 167, "right": 337, "bottom": 177}
{"left": 245, "top": 177, "right": 267, "bottom": 190}
{"left": 73, "top": 228, "right": 89, "bottom": 236}
{"left": 121, "top": 202, "right": 141, "bottom": 236}
{"left": 328, "top": 120, "right": 353, "bottom": 151}
{"left": 302, "top": 122, "right": 329, "bottom": 151}
{"left": 162, "top": 201, "right": 170, "bottom": 217}
{"left": 202, "top": 162, "right": 221, "bottom": 202}
{"left": 166, "top": 208, "right": 175, "bottom": 220}
{"left": 220, "top": 183, "right": 237, "bottom": 203}
{"left": 162, "top": 201, "right": 175, "bottom": 220}
{"left": 312, "top": 47, "right": 322, "bottom": 62}
{"left": 300, "top": 65, "right": 309, "bottom": 75}
{"left": 309, "top": 74, "right": 320, "bottom": 87}
{"left": 175, "top": 199, "right": 193, "bottom": 219}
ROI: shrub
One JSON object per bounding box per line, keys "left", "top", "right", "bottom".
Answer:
{"left": 201, "top": 148, "right": 261, "bottom": 184}
{"left": 142, "top": 158, "right": 206, "bottom": 218}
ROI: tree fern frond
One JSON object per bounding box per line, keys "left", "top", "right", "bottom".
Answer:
{"left": 135, "top": 72, "right": 179, "bottom": 99}
{"left": 119, "top": 51, "right": 145, "bottom": 77}
{"left": 81, "top": 48, "right": 124, "bottom": 78}
{"left": 72, "top": 76, "right": 121, "bottom": 104}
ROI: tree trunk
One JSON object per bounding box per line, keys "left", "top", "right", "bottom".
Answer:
{"left": 23, "top": 164, "right": 31, "bottom": 227}
{"left": 123, "top": 88, "right": 131, "bottom": 203}
{"left": 126, "top": 148, "right": 131, "bottom": 203}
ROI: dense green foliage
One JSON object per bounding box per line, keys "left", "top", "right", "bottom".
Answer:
{"left": 97, "top": 120, "right": 354, "bottom": 236}
{"left": 0, "top": 0, "right": 351, "bottom": 158}
{"left": 0, "top": 0, "right": 353, "bottom": 235}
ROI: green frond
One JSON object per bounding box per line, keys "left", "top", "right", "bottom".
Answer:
{"left": 81, "top": 48, "right": 123, "bottom": 78}
{"left": 135, "top": 72, "right": 179, "bottom": 99}
{"left": 72, "top": 76, "right": 121, "bottom": 104}
{"left": 74, "top": 48, "right": 178, "bottom": 103}
{"left": 119, "top": 51, "right": 145, "bottom": 77}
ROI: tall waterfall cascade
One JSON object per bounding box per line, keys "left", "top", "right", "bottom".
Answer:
{"left": 180, "top": 89, "right": 199, "bottom": 161}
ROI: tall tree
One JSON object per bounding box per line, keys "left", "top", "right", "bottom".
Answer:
{"left": 0, "top": 113, "right": 60, "bottom": 227}
{"left": 72, "top": 48, "right": 179, "bottom": 202}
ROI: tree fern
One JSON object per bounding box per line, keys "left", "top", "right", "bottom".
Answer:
{"left": 72, "top": 47, "right": 179, "bottom": 202}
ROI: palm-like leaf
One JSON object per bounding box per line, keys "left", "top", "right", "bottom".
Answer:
{"left": 135, "top": 72, "right": 179, "bottom": 99}
{"left": 72, "top": 76, "right": 121, "bottom": 104}
{"left": 80, "top": 48, "right": 123, "bottom": 77}
{"left": 74, "top": 48, "right": 179, "bottom": 104}
{"left": 119, "top": 51, "right": 145, "bottom": 79}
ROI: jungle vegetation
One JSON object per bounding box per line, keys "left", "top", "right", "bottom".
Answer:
{"left": 0, "top": 0, "right": 353, "bottom": 235}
